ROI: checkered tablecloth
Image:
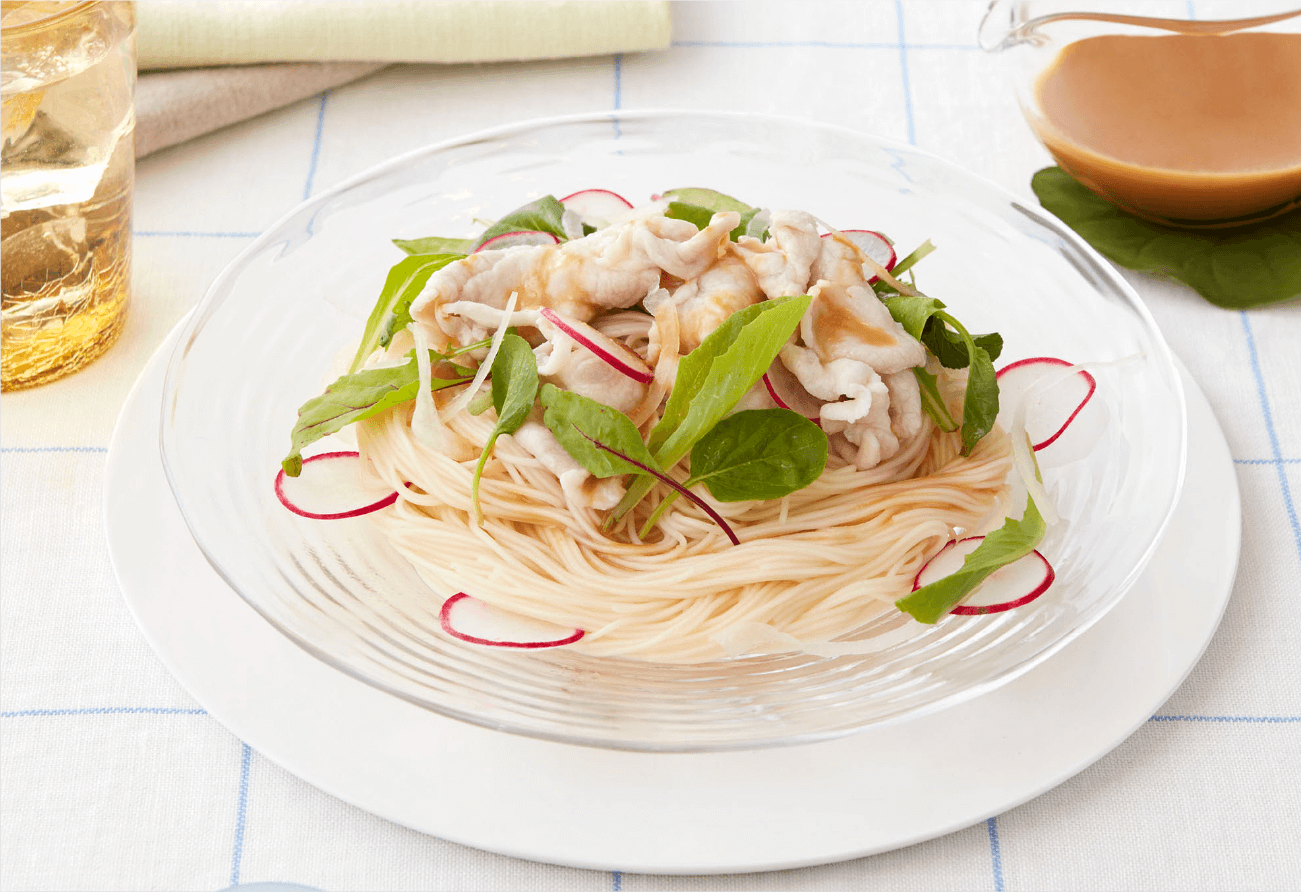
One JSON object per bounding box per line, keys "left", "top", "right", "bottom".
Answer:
{"left": 3, "top": 2, "right": 1299, "bottom": 890}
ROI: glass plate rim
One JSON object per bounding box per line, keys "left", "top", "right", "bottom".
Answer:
{"left": 159, "top": 108, "right": 1189, "bottom": 752}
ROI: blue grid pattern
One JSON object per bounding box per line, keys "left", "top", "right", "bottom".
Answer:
{"left": 4, "top": 17, "right": 1298, "bottom": 889}
{"left": 1241, "top": 311, "right": 1301, "bottom": 563}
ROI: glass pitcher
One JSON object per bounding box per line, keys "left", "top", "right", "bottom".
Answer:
{"left": 979, "top": 1, "right": 1301, "bottom": 228}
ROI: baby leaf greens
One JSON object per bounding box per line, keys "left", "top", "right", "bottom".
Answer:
{"left": 541, "top": 385, "right": 663, "bottom": 479}
{"left": 349, "top": 253, "right": 464, "bottom": 373}
{"left": 282, "top": 349, "right": 475, "bottom": 477}
{"left": 472, "top": 196, "right": 569, "bottom": 249}
{"left": 883, "top": 294, "right": 1001, "bottom": 454}
{"left": 894, "top": 493, "right": 1047, "bottom": 624}
{"left": 687, "top": 409, "right": 828, "bottom": 502}
{"left": 540, "top": 385, "right": 742, "bottom": 544}
{"left": 393, "top": 236, "right": 475, "bottom": 256}
{"left": 470, "top": 334, "right": 539, "bottom": 524}
{"left": 610, "top": 295, "right": 813, "bottom": 525}
{"left": 662, "top": 187, "right": 768, "bottom": 241}
{"left": 392, "top": 196, "right": 572, "bottom": 258}
{"left": 638, "top": 408, "right": 827, "bottom": 537}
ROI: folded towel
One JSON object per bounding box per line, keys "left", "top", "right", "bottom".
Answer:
{"left": 138, "top": 0, "right": 671, "bottom": 70}
{"left": 136, "top": 62, "right": 385, "bottom": 157}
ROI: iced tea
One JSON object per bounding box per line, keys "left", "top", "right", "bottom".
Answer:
{"left": 1, "top": 1, "right": 135, "bottom": 390}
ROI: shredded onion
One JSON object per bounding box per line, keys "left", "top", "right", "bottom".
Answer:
{"left": 439, "top": 292, "right": 518, "bottom": 422}
{"left": 409, "top": 324, "right": 441, "bottom": 444}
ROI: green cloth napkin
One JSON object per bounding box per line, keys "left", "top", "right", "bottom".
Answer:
{"left": 1031, "top": 167, "right": 1301, "bottom": 309}
{"left": 138, "top": 0, "right": 671, "bottom": 70}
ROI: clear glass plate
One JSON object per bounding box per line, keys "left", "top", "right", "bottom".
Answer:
{"left": 160, "top": 111, "right": 1186, "bottom": 752}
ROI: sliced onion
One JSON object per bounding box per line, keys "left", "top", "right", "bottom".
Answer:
{"left": 439, "top": 292, "right": 518, "bottom": 421}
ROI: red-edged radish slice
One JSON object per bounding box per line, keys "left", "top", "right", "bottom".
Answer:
{"left": 439, "top": 593, "right": 585, "bottom": 649}
{"left": 560, "top": 188, "right": 634, "bottom": 221}
{"left": 274, "top": 451, "right": 398, "bottom": 520}
{"left": 539, "top": 307, "right": 654, "bottom": 384}
{"left": 913, "top": 536, "right": 1056, "bottom": 615}
{"left": 475, "top": 230, "right": 560, "bottom": 252}
{"left": 824, "top": 230, "right": 896, "bottom": 280}
{"left": 996, "top": 357, "right": 1098, "bottom": 451}
{"left": 762, "top": 359, "right": 822, "bottom": 424}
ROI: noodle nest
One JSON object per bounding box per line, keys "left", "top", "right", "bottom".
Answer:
{"left": 359, "top": 401, "right": 1012, "bottom": 663}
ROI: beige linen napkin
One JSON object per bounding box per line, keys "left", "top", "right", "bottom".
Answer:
{"left": 136, "top": 61, "right": 385, "bottom": 158}
{"left": 137, "top": 0, "right": 672, "bottom": 69}
{"left": 134, "top": 1, "right": 670, "bottom": 158}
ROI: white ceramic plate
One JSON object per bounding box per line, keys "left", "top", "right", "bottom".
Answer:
{"left": 106, "top": 323, "right": 1237, "bottom": 873}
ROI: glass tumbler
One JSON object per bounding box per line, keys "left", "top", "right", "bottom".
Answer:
{"left": 1, "top": 1, "right": 136, "bottom": 391}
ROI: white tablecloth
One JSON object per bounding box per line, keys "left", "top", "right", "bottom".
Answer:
{"left": 3, "top": 2, "right": 1299, "bottom": 890}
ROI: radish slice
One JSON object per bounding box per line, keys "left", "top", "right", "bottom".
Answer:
{"left": 476, "top": 230, "right": 559, "bottom": 252}
{"left": 539, "top": 307, "right": 654, "bottom": 384}
{"left": 439, "top": 592, "right": 585, "bottom": 649}
{"left": 913, "top": 537, "right": 1056, "bottom": 615}
{"left": 762, "top": 359, "right": 822, "bottom": 424}
{"left": 824, "top": 230, "right": 896, "bottom": 280}
{"left": 560, "top": 189, "right": 634, "bottom": 225}
{"left": 274, "top": 451, "right": 398, "bottom": 520}
{"left": 996, "top": 357, "right": 1098, "bottom": 451}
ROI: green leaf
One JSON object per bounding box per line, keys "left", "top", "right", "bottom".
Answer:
{"left": 662, "top": 187, "right": 760, "bottom": 241}
{"left": 664, "top": 200, "right": 759, "bottom": 242}
{"left": 392, "top": 236, "right": 476, "bottom": 256}
{"left": 881, "top": 293, "right": 946, "bottom": 341}
{"left": 473, "top": 195, "right": 569, "bottom": 249}
{"left": 612, "top": 295, "right": 812, "bottom": 523}
{"left": 882, "top": 296, "right": 1001, "bottom": 453}
{"left": 469, "top": 335, "right": 539, "bottom": 522}
{"left": 913, "top": 366, "right": 957, "bottom": 432}
{"left": 650, "top": 295, "right": 811, "bottom": 462}
{"left": 1031, "top": 166, "right": 1301, "bottom": 309}
{"left": 489, "top": 335, "right": 539, "bottom": 429}
{"left": 895, "top": 494, "right": 1047, "bottom": 624}
{"left": 282, "top": 352, "right": 473, "bottom": 476}
{"left": 539, "top": 384, "right": 661, "bottom": 479}
{"left": 685, "top": 409, "right": 828, "bottom": 502}
{"left": 349, "top": 253, "right": 463, "bottom": 373}
{"left": 883, "top": 295, "right": 1003, "bottom": 368}
{"left": 661, "top": 187, "right": 754, "bottom": 215}
{"left": 664, "top": 201, "right": 715, "bottom": 231}
{"left": 927, "top": 326, "right": 1004, "bottom": 369}
{"left": 961, "top": 343, "right": 999, "bottom": 454}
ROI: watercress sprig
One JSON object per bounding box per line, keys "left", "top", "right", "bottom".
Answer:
{"left": 349, "top": 253, "right": 464, "bottom": 373}
{"left": 469, "top": 334, "right": 539, "bottom": 524}
{"left": 894, "top": 493, "right": 1046, "bottom": 623}
{"left": 883, "top": 294, "right": 1001, "bottom": 454}
{"left": 540, "top": 385, "right": 741, "bottom": 544}
{"left": 392, "top": 195, "right": 572, "bottom": 260}
{"left": 282, "top": 347, "right": 479, "bottom": 477}
{"left": 637, "top": 408, "right": 827, "bottom": 537}
{"left": 393, "top": 236, "right": 475, "bottom": 256}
